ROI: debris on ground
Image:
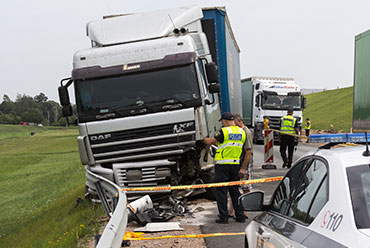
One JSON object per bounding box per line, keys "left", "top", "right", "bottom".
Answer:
{"left": 128, "top": 195, "right": 192, "bottom": 226}
{"left": 134, "top": 222, "right": 184, "bottom": 232}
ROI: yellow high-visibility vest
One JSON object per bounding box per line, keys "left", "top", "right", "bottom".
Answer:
{"left": 305, "top": 121, "right": 311, "bottom": 130}
{"left": 215, "top": 126, "right": 246, "bottom": 165}
{"left": 280, "top": 115, "right": 297, "bottom": 135}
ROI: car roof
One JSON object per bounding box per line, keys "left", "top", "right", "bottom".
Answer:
{"left": 304, "top": 145, "right": 370, "bottom": 169}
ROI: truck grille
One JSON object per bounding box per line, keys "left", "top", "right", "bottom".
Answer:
{"left": 113, "top": 160, "right": 174, "bottom": 190}
{"left": 265, "top": 116, "right": 282, "bottom": 130}
{"left": 89, "top": 121, "right": 196, "bottom": 164}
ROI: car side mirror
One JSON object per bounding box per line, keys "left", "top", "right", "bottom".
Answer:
{"left": 239, "top": 191, "right": 264, "bottom": 211}
{"left": 58, "top": 86, "right": 70, "bottom": 106}
{"left": 205, "top": 62, "right": 219, "bottom": 84}
{"left": 208, "top": 83, "right": 220, "bottom": 94}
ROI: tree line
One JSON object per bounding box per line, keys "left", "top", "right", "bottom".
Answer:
{"left": 0, "top": 93, "right": 75, "bottom": 126}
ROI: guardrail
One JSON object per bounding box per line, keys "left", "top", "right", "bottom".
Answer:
{"left": 86, "top": 169, "right": 128, "bottom": 248}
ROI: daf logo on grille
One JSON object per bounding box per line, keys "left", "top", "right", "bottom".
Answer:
{"left": 173, "top": 122, "right": 193, "bottom": 133}
{"left": 90, "top": 134, "right": 112, "bottom": 141}
{"left": 96, "top": 113, "right": 115, "bottom": 119}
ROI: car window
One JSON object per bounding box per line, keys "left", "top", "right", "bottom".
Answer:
{"left": 307, "top": 175, "right": 328, "bottom": 223}
{"left": 287, "top": 159, "right": 327, "bottom": 223}
{"left": 271, "top": 159, "right": 309, "bottom": 214}
{"left": 347, "top": 164, "right": 370, "bottom": 229}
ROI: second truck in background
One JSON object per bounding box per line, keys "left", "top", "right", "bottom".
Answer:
{"left": 241, "top": 77, "right": 306, "bottom": 143}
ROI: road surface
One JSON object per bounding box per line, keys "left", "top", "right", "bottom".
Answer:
{"left": 200, "top": 142, "right": 319, "bottom": 248}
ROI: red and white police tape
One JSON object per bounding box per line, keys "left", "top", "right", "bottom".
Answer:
{"left": 121, "top": 176, "right": 283, "bottom": 192}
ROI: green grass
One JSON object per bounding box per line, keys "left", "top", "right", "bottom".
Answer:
{"left": 303, "top": 86, "right": 353, "bottom": 132}
{"left": 0, "top": 124, "right": 104, "bottom": 247}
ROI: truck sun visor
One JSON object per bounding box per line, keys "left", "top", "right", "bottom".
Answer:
{"left": 263, "top": 90, "right": 278, "bottom": 95}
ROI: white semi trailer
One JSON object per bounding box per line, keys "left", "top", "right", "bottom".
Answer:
{"left": 241, "top": 77, "right": 306, "bottom": 143}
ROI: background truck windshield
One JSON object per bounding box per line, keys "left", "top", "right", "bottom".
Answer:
{"left": 75, "top": 64, "right": 200, "bottom": 115}
{"left": 262, "top": 94, "right": 301, "bottom": 110}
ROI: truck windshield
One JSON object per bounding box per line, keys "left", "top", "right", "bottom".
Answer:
{"left": 262, "top": 95, "right": 301, "bottom": 110}
{"left": 75, "top": 64, "right": 201, "bottom": 115}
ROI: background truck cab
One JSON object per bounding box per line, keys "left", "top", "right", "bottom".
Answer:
{"left": 241, "top": 77, "right": 306, "bottom": 143}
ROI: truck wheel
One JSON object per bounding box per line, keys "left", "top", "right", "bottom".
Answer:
{"left": 253, "top": 130, "right": 257, "bottom": 144}
{"left": 253, "top": 129, "right": 260, "bottom": 144}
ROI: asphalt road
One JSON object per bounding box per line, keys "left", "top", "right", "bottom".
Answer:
{"left": 200, "top": 142, "right": 319, "bottom": 248}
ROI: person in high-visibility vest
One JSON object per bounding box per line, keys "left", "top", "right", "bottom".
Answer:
{"left": 280, "top": 107, "right": 299, "bottom": 168}
{"left": 203, "top": 112, "right": 247, "bottom": 224}
{"left": 305, "top": 118, "right": 311, "bottom": 139}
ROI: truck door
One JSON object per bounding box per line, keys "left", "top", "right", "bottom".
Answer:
{"left": 197, "top": 60, "right": 221, "bottom": 137}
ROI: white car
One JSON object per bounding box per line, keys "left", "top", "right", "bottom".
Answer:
{"left": 240, "top": 145, "right": 370, "bottom": 248}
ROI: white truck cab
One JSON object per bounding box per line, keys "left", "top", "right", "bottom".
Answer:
{"left": 241, "top": 77, "right": 306, "bottom": 143}
{"left": 58, "top": 6, "right": 242, "bottom": 200}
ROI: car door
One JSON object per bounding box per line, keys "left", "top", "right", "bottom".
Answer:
{"left": 251, "top": 157, "right": 329, "bottom": 248}
{"left": 248, "top": 158, "right": 311, "bottom": 248}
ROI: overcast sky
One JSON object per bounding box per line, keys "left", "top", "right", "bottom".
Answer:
{"left": 1, "top": 0, "right": 369, "bottom": 102}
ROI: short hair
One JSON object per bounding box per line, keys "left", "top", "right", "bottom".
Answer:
{"left": 233, "top": 113, "right": 243, "bottom": 122}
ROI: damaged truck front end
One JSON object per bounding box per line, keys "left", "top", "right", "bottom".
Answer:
{"left": 58, "top": 6, "right": 241, "bottom": 200}
{"left": 79, "top": 107, "right": 211, "bottom": 199}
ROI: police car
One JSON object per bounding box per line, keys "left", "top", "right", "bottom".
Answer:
{"left": 240, "top": 139, "right": 370, "bottom": 247}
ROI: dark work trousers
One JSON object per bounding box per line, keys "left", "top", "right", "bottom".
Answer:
{"left": 214, "top": 164, "right": 245, "bottom": 221}
{"left": 280, "top": 135, "right": 295, "bottom": 166}
{"left": 305, "top": 129, "right": 310, "bottom": 137}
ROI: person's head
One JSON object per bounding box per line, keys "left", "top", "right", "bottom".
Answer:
{"left": 306, "top": 118, "right": 310, "bottom": 121}
{"left": 219, "top": 112, "right": 235, "bottom": 127}
{"left": 233, "top": 113, "right": 244, "bottom": 128}
{"left": 287, "top": 106, "right": 294, "bottom": 115}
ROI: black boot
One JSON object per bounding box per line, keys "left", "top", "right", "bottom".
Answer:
{"left": 282, "top": 161, "right": 287, "bottom": 168}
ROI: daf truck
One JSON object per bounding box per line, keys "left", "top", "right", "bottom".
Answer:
{"left": 241, "top": 77, "right": 306, "bottom": 143}
{"left": 353, "top": 29, "right": 370, "bottom": 131}
{"left": 58, "top": 6, "right": 242, "bottom": 199}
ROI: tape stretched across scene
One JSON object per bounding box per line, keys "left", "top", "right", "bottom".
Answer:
{"left": 123, "top": 231, "right": 245, "bottom": 241}
{"left": 121, "top": 176, "right": 283, "bottom": 192}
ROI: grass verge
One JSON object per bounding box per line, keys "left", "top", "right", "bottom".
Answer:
{"left": 0, "top": 124, "right": 105, "bottom": 247}
{"left": 303, "top": 86, "right": 353, "bottom": 132}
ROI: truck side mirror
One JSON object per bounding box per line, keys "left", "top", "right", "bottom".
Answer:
{"left": 58, "top": 86, "right": 70, "bottom": 106}
{"left": 208, "top": 83, "right": 220, "bottom": 94}
{"left": 62, "top": 104, "right": 73, "bottom": 117}
{"left": 302, "top": 97, "right": 307, "bottom": 109}
{"left": 255, "top": 95, "right": 260, "bottom": 107}
{"left": 205, "top": 62, "right": 219, "bottom": 84}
